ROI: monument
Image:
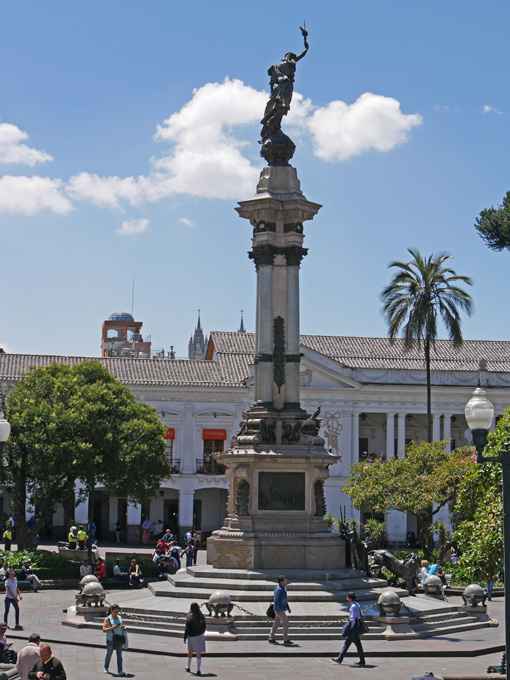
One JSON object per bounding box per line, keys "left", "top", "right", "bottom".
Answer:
{"left": 207, "top": 28, "right": 345, "bottom": 570}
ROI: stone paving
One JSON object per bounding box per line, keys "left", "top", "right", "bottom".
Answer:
{"left": 0, "top": 585, "right": 505, "bottom": 679}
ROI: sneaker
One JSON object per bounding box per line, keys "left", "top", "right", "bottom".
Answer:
{"left": 104, "top": 668, "right": 109, "bottom": 674}
{"left": 331, "top": 658, "right": 342, "bottom": 664}
{"left": 283, "top": 639, "right": 293, "bottom": 645}
{"left": 355, "top": 661, "right": 366, "bottom": 666}
{"left": 268, "top": 638, "right": 277, "bottom": 644}
{"left": 118, "top": 673, "right": 126, "bottom": 677}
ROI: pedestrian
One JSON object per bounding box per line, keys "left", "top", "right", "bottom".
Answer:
{"left": 16, "top": 633, "right": 41, "bottom": 680}
{"left": 4, "top": 569, "right": 23, "bottom": 629}
{"left": 486, "top": 572, "right": 497, "bottom": 601}
{"left": 183, "top": 542, "right": 195, "bottom": 568}
{"left": 332, "top": 591, "right": 366, "bottom": 666}
{"left": 192, "top": 533, "right": 199, "bottom": 565}
{"left": 142, "top": 517, "right": 151, "bottom": 544}
{"left": 21, "top": 560, "right": 41, "bottom": 593}
{"left": 3, "top": 523, "right": 12, "bottom": 552}
{"left": 77, "top": 525, "right": 87, "bottom": 550}
{"left": 67, "top": 526, "right": 77, "bottom": 550}
{"left": 28, "top": 643, "right": 66, "bottom": 679}
{"left": 268, "top": 575, "right": 292, "bottom": 645}
{"left": 115, "top": 520, "right": 122, "bottom": 544}
{"left": 102, "top": 603, "right": 126, "bottom": 677}
{"left": 0, "top": 561, "right": 9, "bottom": 582}
{"left": 79, "top": 559, "right": 92, "bottom": 578}
{"left": 184, "top": 601, "right": 206, "bottom": 675}
{"left": 0, "top": 624, "right": 17, "bottom": 663}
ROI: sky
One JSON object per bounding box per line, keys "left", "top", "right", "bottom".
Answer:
{"left": 1, "top": 1, "right": 510, "bottom": 358}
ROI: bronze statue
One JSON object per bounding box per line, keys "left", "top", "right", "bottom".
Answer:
{"left": 260, "top": 26, "right": 309, "bottom": 141}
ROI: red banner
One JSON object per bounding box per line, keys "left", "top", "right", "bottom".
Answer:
{"left": 164, "top": 428, "right": 175, "bottom": 440}
{"left": 202, "top": 429, "right": 227, "bottom": 440}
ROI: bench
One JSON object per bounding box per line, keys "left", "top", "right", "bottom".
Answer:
{"left": 0, "top": 569, "right": 33, "bottom": 592}
{"left": 101, "top": 566, "right": 131, "bottom": 589}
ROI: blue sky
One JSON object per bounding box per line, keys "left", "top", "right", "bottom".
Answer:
{"left": 1, "top": 1, "right": 510, "bottom": 358}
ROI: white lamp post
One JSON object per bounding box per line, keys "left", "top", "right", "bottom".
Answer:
{"left": 464, "top": 386, "right": 494, "bottom": 462}
{"left": 465, "top": 386, "right": 510, "bottom": 680}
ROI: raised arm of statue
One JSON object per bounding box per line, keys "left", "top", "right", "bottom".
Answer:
{"left": 295, "top": 25, "right": 309, "bottom": 62}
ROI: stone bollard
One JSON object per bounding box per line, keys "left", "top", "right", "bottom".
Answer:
{"left": 422, "top": 575, "right": 444, "bottom": 599}
{"left": 377, "top": 589, "right": 402, "bottom": 616}
{"left": 204, "top": 591, "right": 237, "bottom": 641}
{"left": 373, "top": 589, "right": 416, "bottom": 639}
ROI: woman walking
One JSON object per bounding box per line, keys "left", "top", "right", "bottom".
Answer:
{"left": 184, "top": 602, "right": 206, "bottom": 675}
{"left": 332, "top": 592, "right": 365, "bottom": 666}
{"left": 102, "top": 603, "right": 126, "bottom": 676}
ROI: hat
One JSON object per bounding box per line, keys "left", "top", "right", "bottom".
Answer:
{"left": 23, "top": 559, "right": 30, "bottom": 563}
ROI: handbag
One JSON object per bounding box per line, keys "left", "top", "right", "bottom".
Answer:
{"left": 110, "top": 616, "right": 125, "bottom": 646}
{"left": 359, "top": 615, "right": 369, "bottom": 634}
{"left": 123, "top": 630, "right": 129, "bottom": 651}
{"left": 266, "top": 603, "right": 276, "bottom": 619}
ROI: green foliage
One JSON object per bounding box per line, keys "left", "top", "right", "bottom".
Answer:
{"left": 325, "top": 512, "right": 335, "bottom": 529}
{"left": 381, "top": 248, "right": 472, "bottom": 440}
{"left": 4, "top": 361, "right": 170, "bottom": 549}
{"left": 363, "top": 518, "right": 386, "bottom": 543}
{"left": 344, "top": 441, "right": 475, "bottom": 559}
{"left": 475, "top": 189, "right": 510, "bottom": 252}
{"left": 0, "top": 549, "right": 82, "bottom": 569}
{"left": 453, "top": 408, "right": 510, "bottom": 581}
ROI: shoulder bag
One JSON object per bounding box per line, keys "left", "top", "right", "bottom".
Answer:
{"left": 110, "top": 616, "right": 125, "bottom": 645}
{"left": 266, "top": 603, "right": 275, "bottom": 619}
{"left": 359, "top": 614, "right": 369, "bottom": 634}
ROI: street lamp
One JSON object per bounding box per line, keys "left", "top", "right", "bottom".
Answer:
{"left": 465, "top": 386, "right": 510, "bottom": 679}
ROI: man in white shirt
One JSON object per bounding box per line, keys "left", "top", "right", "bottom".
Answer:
{"left": 0, "top": 562, "right": 9, "bottom": 582}
{"left": 16, "top": 633, "right": 41, "bottom": 680}
{"left": 332, "top": 592, "right": 365, "bottom": 666}
{"left": 4, "top": 570, "right": 22, "bottom": 629}
{"left": 184, "top": 530, "right": 192, "bottom": 543}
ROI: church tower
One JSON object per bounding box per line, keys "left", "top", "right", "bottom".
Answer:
{"left": 188, "top": 311, "right": 208, "bottom": 360}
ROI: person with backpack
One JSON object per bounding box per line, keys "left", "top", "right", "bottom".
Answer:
{"left": 332, "top": 592, "right": 366, "bottom": 666}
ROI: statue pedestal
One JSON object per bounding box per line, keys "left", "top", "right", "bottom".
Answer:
{"left": 373, "top": 615, "right": 418, "bottom": 639}
{"left": 63, "top": 604, "right": 109, "bottom": 628}
{"left": 204, "top": 616, "right": 237, "bottom": 641}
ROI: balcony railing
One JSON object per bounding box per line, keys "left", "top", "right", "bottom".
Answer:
{"left": 195, "top": 458, "right": 226, "bottom": 475}
{"left": 169, "top": 459, "right": 181, "bottom": 474}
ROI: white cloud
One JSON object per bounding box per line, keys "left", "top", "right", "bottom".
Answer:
{"left": 179, "top": 217, "right": 195, "bottom": 228}
{"left": 0, "top": 176, "right": 72, "bottom": 215}
{"left": 67, "top": 172, "right": 148, "bottom": 209}
{"left": 0, "top": 123, "right": 53, "bottom": 166}
{"left": 117, "top": 218, "right": 150, "bottom": 236}
{"left": 307, "top": 92, "right": 423, "bottom": 162}
{"left": 483, "top": 105, "right": 503, "bottom": 115}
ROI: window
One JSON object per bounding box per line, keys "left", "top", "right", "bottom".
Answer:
{"left": 165, "top": 440, "right": 173, "bottom": 465}
{"left": 203, "top": 439, "right": 224, "bottom": 463}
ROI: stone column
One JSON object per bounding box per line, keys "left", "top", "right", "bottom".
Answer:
{"left": 432, "top": 414, "right": 441, "bottom": 442}
{"left": 443, "top": 414, "right": 452, "bottom": 453}
{"left": 74, "top": 482, "right": 88, "bottom": 525}
{"left": 181, "top": 403, "right": 195, "bottom": 474}
{"left": 352, "top": 412, "right": 360, "bottom": 463}
{"left": 397, "top": 413, "right": 406, "bottom": 456}
{"left": 386, "top": 413, "right": 395, "bottom": 457}
{"left": 178, "top": 490, "right": 195, "bottom": 543}
{"left": 285, "top": 265, "right": 300, "bottom": 407}
{"left": 254, "top": 265, "right": 273, "bottom": 405}
{"left": 388, "top": 413, "right": 408, "bottom": 544}
{"left": 126, "top": 502, "right": 141, "bottom": 544}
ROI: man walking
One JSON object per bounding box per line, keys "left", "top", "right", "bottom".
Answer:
{"left": 16, "top": 633, "right": 41, "bottom": 680}
{"left": 332, "top": 592, "right": 365, "bottom": 666}
{"left": 268, "top": 575, "right": 292, "bottom": 645}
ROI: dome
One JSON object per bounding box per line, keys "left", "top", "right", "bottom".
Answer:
{"left": 108, "top": 312, "right": 134, "bottom": 322}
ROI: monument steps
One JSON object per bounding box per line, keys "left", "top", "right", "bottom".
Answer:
{"left": 167, "top": 575, "right": 386, "bottom": 593}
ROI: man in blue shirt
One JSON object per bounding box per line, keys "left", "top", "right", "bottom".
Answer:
{"left": 268, "top": 575, "right": 292, "bottom": 645}
{"left": 332, "top": 592, "right": 365, "bottom": 666}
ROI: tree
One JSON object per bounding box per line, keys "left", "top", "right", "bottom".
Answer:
{"left": 381, "top": 248, "right": 473, "bottom": 442}
{"left": 4, "top": 361, "right": 170, "bottom": 550}
{"left": 453, "top": 407, "right": 510, "bottom": 581}
{"left": 475, "top": 189, "right": 510, "bottom": 252}
{"left": 343, "top": 441, "right": 474, "bottom": 560}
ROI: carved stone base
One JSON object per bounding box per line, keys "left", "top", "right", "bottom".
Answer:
{"left": 204, "top": 615, "right": 237, "bottom": 641}
{"left": 63, "top": 604, "right": 109, "bottom": 628}
{"left": 372, "top": 615, "right": 419, "bottom": 639}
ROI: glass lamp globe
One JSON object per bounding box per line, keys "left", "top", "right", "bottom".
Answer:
{"left": 464, "top": 387, "right": 494, "bottom": 432}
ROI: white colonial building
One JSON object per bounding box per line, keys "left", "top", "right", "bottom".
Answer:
{"left": 1, "top": 330, "right": 510, "bottom": 543}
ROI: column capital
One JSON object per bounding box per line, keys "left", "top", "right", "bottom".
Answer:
{"left": 386, "top": 412, "right": 396, "bottom": 418}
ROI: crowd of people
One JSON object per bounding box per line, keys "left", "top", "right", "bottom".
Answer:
{"left": 151, "top": 528, "right": 199, "bottom": 579}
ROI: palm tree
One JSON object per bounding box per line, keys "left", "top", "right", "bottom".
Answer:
{"left": 381, "top": 248, "right": 473, "bottom": 442}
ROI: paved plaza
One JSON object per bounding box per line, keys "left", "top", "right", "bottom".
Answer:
{"left": 1, "top": 581, "right": 505, "bottom": 680}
